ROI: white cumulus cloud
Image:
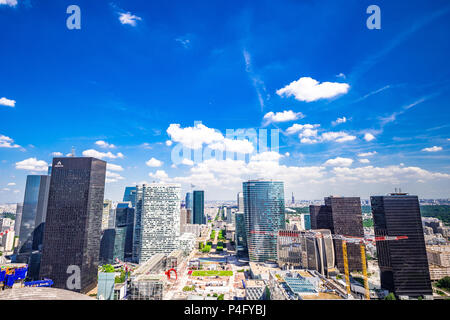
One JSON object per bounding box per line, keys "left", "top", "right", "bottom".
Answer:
{"left": 146, "top": 157, "right": 163, "bottom": 167}
{"left": 357, "top": 151, "right": 377, "bottom": 157}
{"left": 15, "top": 158, "right": 48, "bottom": 172}
{"left": 0, "top": 135, "right": 21, "bottom": 148}
{"left": 332, "top": 116, "right": 347, "bottom": 126}
{"left": 359, "top": 159, "right": 370, "bottom": 164}
{"left": 82, "top": 149, "right": 124, "bottom": 159}
{"left": 119, "top": 12, "right": 142, "bottom": 26}
{"left": 364, "top": 133, "right": 376, "bottom": 142}
{"left": 263, "top": 110, "right": 304, "bottom": 125}
{"left": 149, "top": 170, "right": 169, "bottom": 180}
{"left": 324, "top": 157, "right": 354, "bottom": 167}
{"left": 181, "top": 158, "right": 194, "bottom": 166}
{"left": 0, "top": 97, "right": 16, "bottom": 107}
{"left": 0, "top": 0, "right": 17, "bottom": 7}
{"left": 166, "top": 123, "right": 254, "bottom": 154}
{"left": 51, "top": 152, "right": 63, "bottom": 157}
{"left": 286, "top": 123, "right": 320, "bottom": 135}
{"left": 106, "top": 171, "right": 125, "bottom": 183}
{"left": 107, "top": 163, "right": 124, "bottom": 171}
{"left": 95, "top": 140, "right": 116, "bottom": 149}
{"left": 276, "top": 77, "right": 350, "bottom": 102}
{"left": 422, "top": 146, "right": 442, "bottom": 152}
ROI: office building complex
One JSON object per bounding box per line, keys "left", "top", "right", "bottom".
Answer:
{"left": 371, "top": 193, "right": 432, "bottom": 298}
{"left": 99, "top": 227, "right": 126, "bottom": 264}
{"left": 243, "top": 180, "right": 285, "bottom": 263}
{"left": 180, "top": 208, "right": 190, "bottom": 233}
{"left": 115, "top": 202, "right": 135, "bottom": 260}
{"left": 237, "top": 192, "right": 244, "bottom": 212}
{"left": 102, "top": 200, "right": 112, "bottom": 231}
{"left": 277, "top": 230, "right": 303, "bottom": 268}
{"left": 39, "top": 157, "right": 106, "bottom": 293}
{"left": 235, "top": 211, "right": 248, "bottom": 257}
{"left": 193, "top": 190, "right": 205, "bottom": 224}
{"left": 123, "top": 187, "right": 137, "bottom": 208}
{"left": 309, "top": 197, "right": 364, "bottom": 272}
{"left": 134, "top": 183, "right": 181, "bottom": 264}
{"left": 14, "top": 203, "right": 23, "bottom": 239}
{"left": 17, "top": 175, "right": 50, "bottom": 257}
{"left": 185, "top": 192, "right": 193, "bottom": 224}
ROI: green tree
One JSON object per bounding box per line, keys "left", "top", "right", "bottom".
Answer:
{"left": 385, "top": 293, "right": 396, "bottom": 300}
{"left": 436, "top": 276, "right": 450, "bottom": 291}
{"left": 101, "top": 264, "right": 115, "bottom": 273}
{"left": 217, "top": 294, "right": 224, "bottom": 300}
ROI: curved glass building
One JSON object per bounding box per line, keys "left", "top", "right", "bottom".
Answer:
{"left": 243, "top": 180, "right": 285, "bottom": 263}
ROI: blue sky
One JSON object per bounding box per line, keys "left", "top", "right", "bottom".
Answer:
{"left": 1, "top": 0, "right": 450, "bottom": 202}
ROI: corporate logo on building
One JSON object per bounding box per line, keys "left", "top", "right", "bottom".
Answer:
{"left": 54, "top": 161, "right": 64, "bottom": 168}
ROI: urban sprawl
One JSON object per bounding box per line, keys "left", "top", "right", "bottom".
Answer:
{"left": 0, "top": 156, "right": 449, "bottom": 301}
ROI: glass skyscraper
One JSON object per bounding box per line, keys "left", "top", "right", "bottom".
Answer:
{"left": 123, "top": 186, "right": 137, "bottom": 207}
{"left": 243, "top": 180, "right": 285, "bottom": 263}
{"left": 185, "top": 192, "right": 193, "bottom": 223}
{"left": 115, "top": 202, "right": 135, "bottom": 260}
{"left": 235, "top": 211, "right": 248, "bottom": 257}
{"left": 39, "top": 157, "right": 106, "bottom": 293}
{"left": 18, "top": 175, "right": 50, "bottom": 256}
{"left": 134, "top": 183, "right": 181, "bottom": 264}
{"left": 193, "top": 190, "right": 205, "bottom": 224}
{"left": 371, "top": 193, "right": 432, "bottom": 298}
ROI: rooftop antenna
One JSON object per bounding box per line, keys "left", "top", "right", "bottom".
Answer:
{"left": 399, "top": 187, "right": 402, "bottom": 193}
{"left": 71, "top": 146, "right": 76, "bottom": 157}
{"left": 394, "top": 188, "right": 398, "bottom": 193}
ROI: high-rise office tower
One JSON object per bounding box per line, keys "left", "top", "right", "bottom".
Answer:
{"left": 371, "top": 193, "right": 432, "bottom": 298}
{"left": 102, "top": 200, "right": 112, "bottom": 231}
{"left": 185, "top": 192, "right": 193, "bottom": 223}
{"left": 99, "top": 228, "right": 126, "bottom": 264}
{"left": 309, "top": 197, "right": 364, "bottom": 272}
{"left": 193, "top": 190, "right": 205, "bottom": 224}
{"left": 115, "top": 202, "right": 135, "bottom": 260}
{"left": 237, "top": 192, "right": 244, "bottom": 212}
{"left": 123, "top": 187, "right": 137, "bottom": 208}
{"left": 39, "top": 157, "right": 106, "bottom": 293}
{"left": 324, "top": 196, "right": 364, "bottom": 272}
{"left": 235, "top": 211, "right": 248, "bottom": 257}
{"left": 243, "top": 180, "right": 285, "bottom": 263}
{"left": 14, "top": 203, "right": 23, "bottom": 240}
{"left": 134, "top": 183, "right": 181, "bottom": 264}
{"left": 132, "top": 186, "right": 143, "bottom": 262}
{"left": 17, "top": 175, "right": 50, "bottom": 279}
{"left": 180, "top": 208, "right": 189, "bottom": 233}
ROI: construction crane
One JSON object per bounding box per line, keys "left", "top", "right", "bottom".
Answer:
{"left": 251, "top": 230, "right": 408, "bottom": 300}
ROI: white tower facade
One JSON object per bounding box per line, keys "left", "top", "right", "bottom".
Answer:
{"left": 136, "top": 183, "right": 181, "bottom": 264}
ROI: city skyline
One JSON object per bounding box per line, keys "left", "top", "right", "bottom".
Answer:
{"left": 1, "top": 0, "right": 450, "bottom": 203}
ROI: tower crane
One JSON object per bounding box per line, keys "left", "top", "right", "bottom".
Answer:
{"left": 251, "top": 229, "right": 408, "bottom": 299}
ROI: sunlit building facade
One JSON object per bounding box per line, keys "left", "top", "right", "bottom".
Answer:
{"left": 243, "top": 180, "right": 285, "bottom": 263}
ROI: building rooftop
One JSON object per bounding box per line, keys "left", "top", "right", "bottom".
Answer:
{"left": 0, "top": 287, "right": 95, "bottom": 300}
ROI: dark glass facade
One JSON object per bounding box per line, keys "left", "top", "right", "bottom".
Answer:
{"left": 99, "top": 227, "right": 126, "bottom": 264}
{"left": 235, "top": 212, "right": 248, "bottom": 257}
{"left": 39, "top": 157, "right": 106, "bottom": 293}
{"left": 123, "top": 187, "right": 137, "bottom": 207}
{"left": 115, "top": 202, "right": 135, "bottom": 259}
{"left": 18, "top": 175, "right": 50, "bottom": 256}
{"left": 371, "top": 194, "right": 432, "bottom": 298}
{"left": 325, "top": 197, "right": 364, "bottom": 273}
{"left": 193, "top": 190, "right": 205, "bottom": 224}
{"left": 310, "top": 197, "right": 364, "bottom": 272}
{"left": 243, "top": 180, "right": 285, "bottom": 263}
